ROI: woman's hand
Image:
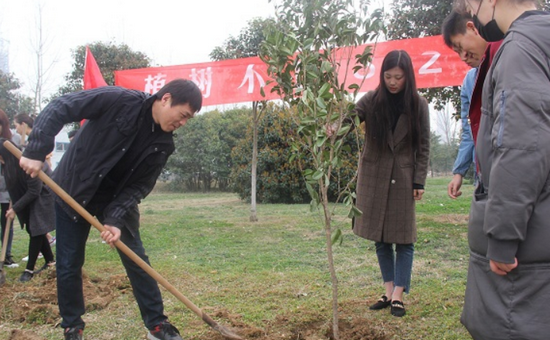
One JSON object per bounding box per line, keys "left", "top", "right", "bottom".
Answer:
{"left": 490, "top": 258, "right": 518, "bottom": 276}
{"left": 413, "top": 189, "right": 424, "bottom": 201}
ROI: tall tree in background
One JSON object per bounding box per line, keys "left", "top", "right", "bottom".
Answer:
{"left": 166, "top": 108, "right": 249, "bottom": 191}
{"left": 0, "top": 71, "right": 34, "bottom": 120}
{"left": 386, "top": 0, "right": 459, "bottom": 113}
{"left": 261, "top": 0, "right": 382, "bottom": 338}
{"left": 49, "top": 42, "right": 150, "bottom": 99}
{"left": 210, "top": 17, "right": 274, "bottom": 222}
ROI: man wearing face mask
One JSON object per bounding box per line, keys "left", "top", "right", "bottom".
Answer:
{"left": 454, "top": 0, "right": 550, "bottom": 339}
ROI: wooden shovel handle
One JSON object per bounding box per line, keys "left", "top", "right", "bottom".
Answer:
{"left": 0, "top": 214, "right": 13, "bottom": 263}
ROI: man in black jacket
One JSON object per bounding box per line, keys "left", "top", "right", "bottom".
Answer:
{"left": 20, "top": 78, "right": 202, "bottom": 340}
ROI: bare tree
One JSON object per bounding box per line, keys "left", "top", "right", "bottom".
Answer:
{"left": 434, "top": 102, "right": 458, "bottom": 146}
{"left": 28, "top": 1, "right": 57, "bottom": 113}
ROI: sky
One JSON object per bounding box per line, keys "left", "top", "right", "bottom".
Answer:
{"left": 0, "top": 0, "right": 280, "bottom": 98}
{"left": 1, "top": 0, "right": 391, "bottom": 100}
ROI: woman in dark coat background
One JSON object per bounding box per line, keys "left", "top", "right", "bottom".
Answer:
{"left": 353, "top": 50, "right": 430, "bottom": 317}
{"left": 0, "top": 139, "right": 55, "bottom": 282}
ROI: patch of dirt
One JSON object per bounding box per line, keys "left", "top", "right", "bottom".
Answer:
{"left": 1, "top": 270, "right": 388, "bottom": 339}
{"left": 0, "top": 268, "right": 128, "bottom": 327}
{"left": 196, "top": 301, "right": 389, "bottom": 340}
{"left": 8, "top": 329, "right": 46, "bottom": 340}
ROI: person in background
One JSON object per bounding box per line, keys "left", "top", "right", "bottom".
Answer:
{"left": 13, "top": 113, "right": 33, "bottom": 148}
{"left": 19, "top": 79, "right": 202, "bottom": 340}
{"left": 0, "top": 109, "right": 19, "bottom": 268}
{"left": 454, "top": 0, "right": 550, "bottom": 338}
{"left": 352, "top": 50, "right": 430, "bottom": 317}
{"left": 14, "top": 113, "right": 56, "bottom": 258}
{"left": 441, "top": 11, "right": 489, "bottom": 199}
{"left": 0, "top": 139, "right": 55, "bottom": 282}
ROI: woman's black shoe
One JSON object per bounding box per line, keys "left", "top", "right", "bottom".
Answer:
{"left": 369, "top": 295, "right": 391, "bottom": 310}
{"left": 391, "top": 300, "right": 406, "bottom": 317}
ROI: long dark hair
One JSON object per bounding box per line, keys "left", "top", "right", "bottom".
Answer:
{"left": 0, "top": 110, "right": 12, "bottom": 140}
{"left": 368, "top": 50, "right": 421, "bottom": 153}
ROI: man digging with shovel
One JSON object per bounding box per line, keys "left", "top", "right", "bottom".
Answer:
{"left": 19, "top": 79, "right": 202, "bottom": 340}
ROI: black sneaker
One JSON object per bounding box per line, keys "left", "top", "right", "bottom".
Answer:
{"left": 4, "top": 255, "right": 19, "bottom": 268}
{"left": 148, "top": 321, "right": 183, "bottom": 340}
{"left": 19, "top": 270, "right": 34, "bottom": 282}
{"left": 369, "top": 295, "right": 392, "bottom": 310}
{"left": 64, "top": 326, "right": 84, "bottom": 340}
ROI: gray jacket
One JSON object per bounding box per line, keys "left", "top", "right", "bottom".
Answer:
{"left": 461, "top": 11, "right": 550, "bottom": 340}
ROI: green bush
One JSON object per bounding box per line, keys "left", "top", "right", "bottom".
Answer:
{"left": 230, "top": 102, "right": 362, "bottom": 203}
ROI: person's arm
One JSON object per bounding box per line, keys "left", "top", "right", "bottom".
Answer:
{"left": 11, "top": 175, "right": 42, "bottom": 214}
{"left": 101, "top": 151, "right": 170, "bottom": 231}
{"left": 484, "top": 41, "right": 550, "bottom": 268}
{"left": 413, "top": 97, "right": 431, "bottom": 188}
{"left": 20, "top": 87, "right": 122, "bottom": 177}
{"left": 449, "top": 69, "right": 476, "bottom": 198}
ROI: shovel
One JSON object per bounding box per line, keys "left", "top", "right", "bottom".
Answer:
{"left": 0, "top": 213, "right": 14, "bottom": 286}
{"left": 4, "top": 141, "right": 243, "bottom": 340}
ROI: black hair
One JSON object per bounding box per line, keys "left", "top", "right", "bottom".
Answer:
{"left": 14, "top": 113, "right": 34, "bottom": 128}
{"left": 368, "top": 50, "right": 422, "bottom": 153}
{"left": 442, "top": 11, "right": 473, "bottom": 48}
{"left": 155, "top": 79, "right": 203, "bottom": 113}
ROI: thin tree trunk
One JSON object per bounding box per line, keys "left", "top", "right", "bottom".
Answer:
{"left": 321, "top": 183, "right": 339, "bottom": 340}
{"left": 250, "top": 101, "right": 259, "bottom": 222}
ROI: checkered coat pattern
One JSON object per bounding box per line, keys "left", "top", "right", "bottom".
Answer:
{"left": 353, "top": 91, "right": 430, "bottom": 244}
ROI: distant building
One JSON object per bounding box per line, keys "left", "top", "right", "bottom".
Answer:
{"left": 50, "top": 126, "right": 71, "bottom": 170}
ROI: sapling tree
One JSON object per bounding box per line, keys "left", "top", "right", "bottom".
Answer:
{"left": 260, "top": 1, "right": 383, "bottom": 338}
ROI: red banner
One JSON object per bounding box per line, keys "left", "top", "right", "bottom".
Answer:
{"left": 114, "top": 35, "right": 470, "bottom": 107}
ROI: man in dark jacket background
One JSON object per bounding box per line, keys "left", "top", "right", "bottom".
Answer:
{"left": 19, "top": 78, "right": 202, "bottom": 340}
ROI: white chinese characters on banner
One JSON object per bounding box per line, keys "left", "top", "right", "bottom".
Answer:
{"left": 189, "top": 67, "right": 212, "bottom": 98}
{"left": 144, "top": 73, "right": 167, "bottom": 94}
{"left": 238, "top": 64, "right": 265, "bottom": 94}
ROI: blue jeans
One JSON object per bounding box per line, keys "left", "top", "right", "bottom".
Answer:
{"left": 375, "top": 242, "right": 414, "bottom": 293}
{"left": 55, "top": 203, "right": 167, "bottom": 329}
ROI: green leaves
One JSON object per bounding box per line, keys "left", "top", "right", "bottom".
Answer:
{"left": 261, "top": 0, "right": 380, "bottom": 230}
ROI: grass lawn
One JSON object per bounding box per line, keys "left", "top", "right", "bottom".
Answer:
{"left": 0, "top": 176, "right": 475, "bottom": 340}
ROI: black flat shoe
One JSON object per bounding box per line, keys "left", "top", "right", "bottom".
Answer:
{"left": 391, "top": 300, "right": 406, "bottom": 317}
{"left": 369, "top": 295, "right": 392, "bottom": 310}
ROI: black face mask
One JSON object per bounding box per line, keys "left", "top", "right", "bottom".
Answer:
{"left": 473, "top": 14, "right": 504, "bottom": 42}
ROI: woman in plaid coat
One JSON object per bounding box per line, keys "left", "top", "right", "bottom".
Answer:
{"left": 353, "top": 50, "right": 430, "bottom": 317}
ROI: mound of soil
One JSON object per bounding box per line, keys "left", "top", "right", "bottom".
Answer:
{"left": 196, "top": 301, "right": 389, "bottom": 340}
{"left": 0, "top": 268, "right": 128, "bottom": 326}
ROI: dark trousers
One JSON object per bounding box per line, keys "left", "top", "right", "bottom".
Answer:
{"left": 55, "top": 203, "right": 166, "bottom": 329}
